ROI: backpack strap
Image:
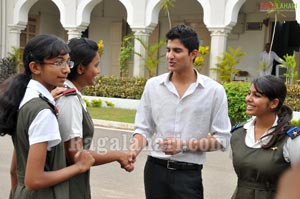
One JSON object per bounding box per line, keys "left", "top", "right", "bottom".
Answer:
{"left": 286, "top": 126, "right": 300, "bottom": 139}
{"left": 39, "top": 93, "right": 58, "bottom": 116}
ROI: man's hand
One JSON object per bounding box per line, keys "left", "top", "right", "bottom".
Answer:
{"left": 158, "top": 138, "right": 182, "bottom": 155}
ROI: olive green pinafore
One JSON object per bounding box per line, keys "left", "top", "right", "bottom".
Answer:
{"left": 66, "top": 94, "right": 94, "bottom": 199}
{"left": 230, "top": 127, "right": 290, "bottom": 199}
{"left": 12, "top": 97, "right": 69, "bottom": 199}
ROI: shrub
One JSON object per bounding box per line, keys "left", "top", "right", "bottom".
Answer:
{"left": 286, "top": 84, "right": 300, "bottom": 111}
{"left": 82, "top": 76, "right": 300, "bottom": 125}
{"left": 223, "top": 81, "right": 251, "bottom": 125}
{"left": 82, "top": 76, "right": 147, "bottom": 99}
{"left": 83, "top": 98, "right": 91, "bottom": 107}
{"left": 0, "top": 57, "right": 17, "bottom": 84}
{"left": 105, "top": 101, "right": 115, "bottom": 107}
{"left": 90, "top": 99, "right": 102, "bottom": 107}
{"left": 291, "top": 119, "right": 300, "bottom": 127}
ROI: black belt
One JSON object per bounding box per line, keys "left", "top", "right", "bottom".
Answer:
{"left": 147, "top": 156, "right": 203, "bottom": 171}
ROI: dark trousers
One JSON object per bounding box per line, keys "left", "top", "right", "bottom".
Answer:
{"left": 144, "top": 157, "right": 203, "bottom": 199}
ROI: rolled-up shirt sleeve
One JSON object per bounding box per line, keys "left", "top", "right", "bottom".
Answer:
{"left": 210, "top": 85, "right": 232, "bottom": 150}
{"left": 134, "top": 80, "right": 155, "bottom": 140}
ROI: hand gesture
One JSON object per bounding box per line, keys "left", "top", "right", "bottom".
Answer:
{"left": 158, "top": 138, "right": 182, "bottom": 155}
{"left": 118, "top": 151, "right": 135, "bottom": 172}
{"left": 74, "top": 150, "right": 95, "bottom": 173}
{"left": 51, "top": 87, "right": 67, "bottom": 101}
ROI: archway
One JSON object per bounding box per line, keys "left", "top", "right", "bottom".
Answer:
{"left": 88, "top": 0, "right": 128, "bottom": 76}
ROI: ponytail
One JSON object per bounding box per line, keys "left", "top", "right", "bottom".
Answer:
{"left": 262, "top": 104, "right": 293, "bottom": 149}
{"left": 0, "top": 73, "right": 30, "bottom": 136}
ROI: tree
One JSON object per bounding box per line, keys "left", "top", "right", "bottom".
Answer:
{"left": 119, "top": 35, "right": 166, "bottom": 77}
{"left": 160, "top": 0, "right": 176, "bottom": 29}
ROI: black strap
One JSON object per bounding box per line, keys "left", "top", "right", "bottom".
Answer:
{"left": 38, "top": 93, "right": 58, "bottom": 116}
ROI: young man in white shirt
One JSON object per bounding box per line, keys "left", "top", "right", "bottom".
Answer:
{"left": 128, "top": 24, "right": 232, "bottom": 199}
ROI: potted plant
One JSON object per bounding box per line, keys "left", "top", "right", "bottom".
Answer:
{"left": 211, "top": 46, "right": 246, "bottom": 82}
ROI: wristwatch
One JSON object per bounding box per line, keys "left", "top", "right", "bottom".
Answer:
{"left": 181, "top": 140, "right": 188, "bottom": 152}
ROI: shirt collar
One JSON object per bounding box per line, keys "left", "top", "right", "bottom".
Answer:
{"left": 64, "top": 79, "right": 82, "bottom": 97}
{"left": 27, "top": 79, "right": 55, "bottom": 105}
{"left": 159, "top": 69, "right": 205, "bottom": 88}
{"left": 244, "top": 115, "right": 279, "bottom": 129}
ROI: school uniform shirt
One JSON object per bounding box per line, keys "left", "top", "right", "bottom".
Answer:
{"left": 13, "top": 79, "right": 68, "bottom": 199}
{"left": 19, "top": 79, "right": 61, "bottom": 150}
{"left": 134, "top": 70, "right": 232, "bottom": 165}
{"left": 242, "top": 116, "right": 300, "bottom": 164}
{"left": 56, "top": 79, "right": 87, "bottom": 142}
{"left": 56, "top": 79, "right": 94, "bottom": 199}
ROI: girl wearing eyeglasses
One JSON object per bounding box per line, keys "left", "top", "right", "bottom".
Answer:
{"left": 0, "top": 34, "right": 95, "bottom": 199}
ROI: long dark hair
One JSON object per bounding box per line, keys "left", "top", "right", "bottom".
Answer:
{"left": 0, "top": 34, "right": 70, "bottom": 136}
{"left": 252, "top": 75, "right": 293, "bottom": 148}
{"left": 67, "top": 37, "right": 98, "bottom": 81}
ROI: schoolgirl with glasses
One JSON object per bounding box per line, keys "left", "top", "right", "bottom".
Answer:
{"left": 0, "top": 34, "right": 95, "bottom": 199}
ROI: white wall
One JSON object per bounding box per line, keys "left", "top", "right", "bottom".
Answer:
{"left": 228, "top": 30, "right": 265, "bottom": 80}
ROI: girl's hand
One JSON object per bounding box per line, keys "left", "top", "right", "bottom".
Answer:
{"left": 74, "top": 150, "right": 95, "bottom": 173}
{"left": 51, "top": 87, "right": 67, "bottom": 101}
{"left": 118, "top": 151, "right": 134, "bottom": 172}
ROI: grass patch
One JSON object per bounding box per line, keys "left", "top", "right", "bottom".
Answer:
{"left": 87, "top": 107, "right": 136, "bottom": 123}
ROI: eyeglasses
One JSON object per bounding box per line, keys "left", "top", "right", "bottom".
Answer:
{"left": 40, "top": 60, "right": 74, "bottom": 69}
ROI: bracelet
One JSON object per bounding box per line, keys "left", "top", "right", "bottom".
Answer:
{"left": 181, "top": 140, "right": 189, "bottom": 152}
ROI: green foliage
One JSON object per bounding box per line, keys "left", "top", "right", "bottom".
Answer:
{"left": 119, "top": 34, "right": 166, "bottom": 77}
{"left": 160, "top": 0, "right": 176, "bottom": 29}
{"left": 279, "top": 53, "right": 298, "bottom": 84}
{"left": 119, "top": 35, "right": 134, "bottom": 77}
{"left": 134, "top": 37, "right": 166, "bottom": 77}
{"left": 90, "top": 99, "right": 102, "bottom": 107}
{"left": 105, "top": 101, "right": 115, "bottom": 107}
{"left": 8, "top": 47, "right": 22, "bottom": 69}
{"left": 0, "top": 47, "right": 22, "bottom": 83}
{"left": 0, "top": 57, "right": 16, "bottom": 84}
{"left": 291, "top": 119, "right": 300, "bottom": 127}
{"left": 82, "top": 76, "right": 147, "bottom": 99}
{"left": 83, "top": 98, "right": 91, "bottom": 107}
{"left": 286, "top": 84, "right": 300, "bottom": 111}
{"left": 223, "top": 82, "right": 251, "bottom": 125}
{"left": 82, "top": 77, "right": 300, "bottom": 125}
{"left": 211, "top": 47, "right": 246, "bottom": 82}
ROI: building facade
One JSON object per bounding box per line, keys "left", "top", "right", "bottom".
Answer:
{"left": 1, "top": 0, "right": 299, "bottom": 79}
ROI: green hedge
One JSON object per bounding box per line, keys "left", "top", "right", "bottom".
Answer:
{"left": 82, "top": 76, "right": 147, "bottom": 99}
{"left": 223, "top": 82, "right": 250, "bottom": 125}
{"left": 82, "top": 76, "right": 300, "bottom": 125}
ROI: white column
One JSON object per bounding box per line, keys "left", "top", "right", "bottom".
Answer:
{"left": 131, "top": 28, "right": 151, "bottom": 77}
{"left": 65, "top": 27, "right": 87, "bottom": 40}
{"left": 207, "top": 27, "right": 231, "bottom": 80}
{"left": 7, "top": 25, "right": 26, "bottom": 54}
